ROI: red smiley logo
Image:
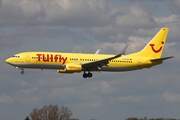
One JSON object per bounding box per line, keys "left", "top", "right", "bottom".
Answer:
{"left": 150, "top": 41, "right": 164, "bottom": 53}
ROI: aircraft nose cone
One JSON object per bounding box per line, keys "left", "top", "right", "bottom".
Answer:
{"left": 5, "top": 58, "right": 11, "bottom": 63}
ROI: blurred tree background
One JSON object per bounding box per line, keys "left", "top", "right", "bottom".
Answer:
{"left": 29, "top": 104, "right": 72, "bottom": 120}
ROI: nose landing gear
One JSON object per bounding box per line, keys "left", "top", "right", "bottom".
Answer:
{"left": 15, "top": 67, "right": 25, "bottom": 75}
{"left": 21, "top": 70, "right": 24, "bottom": 75}
{"left": 21, "top": 68, "right": 24, "bottom": 75}
{"left": 83, "top": 71, "right": 93, "bottom": 78}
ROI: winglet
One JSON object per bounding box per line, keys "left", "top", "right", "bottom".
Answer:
{"left": 114, "top": 44, "right": 129, "bottom": 58}
{"left": 95, "top": 49, "right": 101, "bottom": 54}
{"left": 121, "top": 44, "right": 129, "bottom": 55}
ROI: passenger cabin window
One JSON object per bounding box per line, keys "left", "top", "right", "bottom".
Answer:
{"left": 32, "top": 57, "right": 38, "bottom": 59}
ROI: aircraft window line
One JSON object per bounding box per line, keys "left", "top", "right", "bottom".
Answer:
{"left": 70, "top": 58, "right": 98, "bottom": 61}
{"left": 109, "top": 59, "right": 132, "bottom": 63}
{"left": 69, "top": 58, "right": 133, "bottom": 63}
{"left": 70, "top": 58, "right": 79, "bottom": 61}
{"left": 32, "top": 57, "right": 38, "bottom": 59}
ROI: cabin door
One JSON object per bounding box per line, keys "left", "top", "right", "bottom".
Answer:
{"left": 137, "top": 58, "right": 141, "bottom": 67}
{"left": 26, "top": 54, "right": 30, "bottom": 62}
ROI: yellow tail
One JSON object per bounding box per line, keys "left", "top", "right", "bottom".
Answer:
{"left": 137, "top": 28, "right": 169, "bottom": 58}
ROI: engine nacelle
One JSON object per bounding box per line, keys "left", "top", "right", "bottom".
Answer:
{"left": 66, "top": 64, "right": 82, "bottom": 72}
{"left": 58, "top": 64, "right": 82, "bottom": 73}
{"left": 58, "top": 69, "right": 74, "bottom": 74}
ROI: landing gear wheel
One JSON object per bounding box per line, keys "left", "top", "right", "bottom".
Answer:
{"left": 21, "top": 71, "right": 24, "bottom": 75}
{"left": 83, "top": 73, "right": 88, "bottom": 78}
{"left": 88, "top": 73, "right": 93, "bottom": 78}
{"left": 83, "top": 71, "right": 93, "bottom": 78}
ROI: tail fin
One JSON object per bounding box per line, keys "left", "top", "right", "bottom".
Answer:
{"left": 137, "top": 28, "right": 169, "bottom": 58}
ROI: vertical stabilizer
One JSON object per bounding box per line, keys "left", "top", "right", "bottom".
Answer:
{"left": 137, "top": 28, "right": 169, "bottom": 58}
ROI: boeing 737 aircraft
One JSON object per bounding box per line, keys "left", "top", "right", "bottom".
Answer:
{"left": 6, "top": 28, "right": 173, "bottom": 78}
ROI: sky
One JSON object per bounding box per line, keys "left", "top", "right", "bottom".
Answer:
{"left": 0, "top": 0, "right": 180, "bottom": 120}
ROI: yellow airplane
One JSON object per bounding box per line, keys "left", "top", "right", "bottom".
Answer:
{"left": 6, "top": 28, "right": 173, "bottom": 78}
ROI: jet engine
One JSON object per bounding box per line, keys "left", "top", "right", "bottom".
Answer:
{"left": 58, "top": 63, "right": 82, "bottom": 73}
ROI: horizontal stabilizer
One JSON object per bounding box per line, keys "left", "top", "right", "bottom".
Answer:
{"left": 150, "top": 56, "right": 174, "bottom": 62}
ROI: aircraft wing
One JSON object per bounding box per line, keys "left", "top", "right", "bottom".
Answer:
{"left": 81, "top": 53, "right": 121, "bottom": 70}
{"left": 81, "top": 44, "right": 129, "bottom": 70}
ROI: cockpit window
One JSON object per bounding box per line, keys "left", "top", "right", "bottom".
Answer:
{"left": 13, "top": 56, "right": 20, "bottom": 58}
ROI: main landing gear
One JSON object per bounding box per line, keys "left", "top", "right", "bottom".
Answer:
{"left": 83, "top": 71, "right": 93, "bottom": 78}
